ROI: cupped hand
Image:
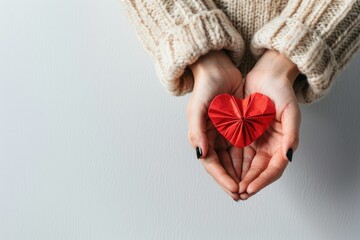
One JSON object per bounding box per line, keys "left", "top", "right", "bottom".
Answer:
{"left": 239, "top": 50, "right": 301, "bottom": 200}
{"left": 187, "top": 50, "right": 244, "bottom": 201}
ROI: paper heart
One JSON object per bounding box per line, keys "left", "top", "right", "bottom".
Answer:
{"left": 208, "top": 93, "right": 276, "bottom": 148}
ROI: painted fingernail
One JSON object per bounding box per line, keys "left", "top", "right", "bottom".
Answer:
{"left": 286, "top": 148, "right": 293, "bottom": 162}
{"left": 196, "top": 147, "right": 202, "bottom": 159}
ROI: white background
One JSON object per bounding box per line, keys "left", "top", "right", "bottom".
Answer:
{"left": 1, "top": 0, "right": 360, "bottom": 239}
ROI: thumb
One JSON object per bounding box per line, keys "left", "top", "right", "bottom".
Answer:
{"left": 281, "top": 101, "right": 301, "bottom": 162}
{"left": 186, "top": 99, "right": 209, "bottom": 159}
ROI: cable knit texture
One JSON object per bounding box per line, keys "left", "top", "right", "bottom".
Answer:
{"left": 122, "top": 0, "right": 360, "bottom": 104}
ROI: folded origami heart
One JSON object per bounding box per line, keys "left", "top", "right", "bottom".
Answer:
{"left": 208, "top": 93, "right": 276, "bottom": 148}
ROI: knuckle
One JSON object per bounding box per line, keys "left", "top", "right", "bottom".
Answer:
{"left": 189, "top": 131, "right": 201, "bottom": 144}
{"left": 252, "top": 165, "right": 266, "bottom": 173}
{"left": 228, "top": 186, "right": 238, "bottom": 194}
{"left": 203, "top": 165, "right": 211, "bottom": 175}
{"left": 272, "top": 166, "right": 284, "bottom": 180}
{"left": 289, "top": 134, "right": 300, "bottom": 147}
{"left": 274, "top": 170, "right": 283, "bottom": 180}
{"left": 263, "top": 171, "right": 277, "bottom": 183}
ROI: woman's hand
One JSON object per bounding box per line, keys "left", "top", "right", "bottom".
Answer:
{"left": 239, "top": 50, "right": 301, "bottom": 200}
{"left": 187, "top": 50, "right": 244, "bottom": 201}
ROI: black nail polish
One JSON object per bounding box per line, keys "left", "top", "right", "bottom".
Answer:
{"left": 196, "top": 147, "right": 202, "bottom": 159}
{"left": 286, "top": 148, "right": 293, "bottom": 162}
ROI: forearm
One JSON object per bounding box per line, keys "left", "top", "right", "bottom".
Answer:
{"left": 121, "top": 0, "right": 245, "bottom": 96}
{"left": 250, "top": 0, "right": 360, "bottom": 103}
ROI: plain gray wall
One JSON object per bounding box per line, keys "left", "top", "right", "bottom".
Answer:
{"left": 1, "top": 0, "right": 360, "bottom": 239}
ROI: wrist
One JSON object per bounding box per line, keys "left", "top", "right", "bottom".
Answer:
{"left": 252, "top": 50, "right": 300, "bottom": 85}
{"left": 189, "top": 50, "right": 237, "bottom": 78}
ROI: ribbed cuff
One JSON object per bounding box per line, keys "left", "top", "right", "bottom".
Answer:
{"left": 250, "top": 16, "right": 339, "bottom": 104}
{"left": 155, "top": 9, "right": 245, "bottom": 96}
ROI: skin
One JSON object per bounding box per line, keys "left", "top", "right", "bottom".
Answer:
{"left": 187, "top": 49, "right": 301, "bottom": 201}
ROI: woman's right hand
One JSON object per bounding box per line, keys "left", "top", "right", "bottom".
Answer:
{"left": 238, "top": 50, "right": 301, "bottom": 200}
{"left": 187, "top": 50, "right": 244, "bottom": 201}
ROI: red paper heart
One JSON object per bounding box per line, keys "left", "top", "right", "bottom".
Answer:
{"left": 208, "top": 93, "right": 276, "bottom": 148}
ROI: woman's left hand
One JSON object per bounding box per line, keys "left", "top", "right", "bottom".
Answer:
{"left": 239, "top": 50, "right": 301, "bottom": 200}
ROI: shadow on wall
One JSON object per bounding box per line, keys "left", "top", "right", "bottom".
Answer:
{"left": 303, "top": 57, "right": 360, "bottom": 196}
{"left": 287, "top": 52, "right": 360, "bottom": 234}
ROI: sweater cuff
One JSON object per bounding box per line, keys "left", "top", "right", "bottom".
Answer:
{"left": 250, "top": 16, "right": 339, "bottom": 104}
{"left": 155, "top": 9, "right": 245, "bottom": 96}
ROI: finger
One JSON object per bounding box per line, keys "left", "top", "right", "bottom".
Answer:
{"left": 281, "top": 101, "right": 301, "bottom": 162}
{"left": 222, "top": 186, "right": 241, "bottom": 201}
{"left": 233, "top": 79, "right": 244, "bottom": 99}
{"left": 186, "top": 100, "right": 209, "bottom": 159}
{"left": 218, "top": 149, "right": 240, "bottom": 183}
{"left": 229, "top": 147, "right": 243, "bottom": 180}
{"left": 238, "top": 152, "right": 270, "bottom": 194}
{"left": 239, "top": 192, "right": 256, "bottom": 200}
{"left": 247, "top": 149, "right": 288, "bottom": 195}
{"left": 201, "top": 147, "right": 239, "bottom": 194}
{"left": 241, "top": 146, "right": 256, "bottom": 180}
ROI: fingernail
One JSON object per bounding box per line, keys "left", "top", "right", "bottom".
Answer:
{"left": 196, "top": 147, "right": 202, "bottom": 159}
{"left": 240, "top": 193, "right": 250, "bottom": 200}
{"left": 286, "top": 148, "right": 293, "bottom": 162}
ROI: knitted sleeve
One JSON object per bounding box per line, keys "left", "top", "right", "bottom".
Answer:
{"left": 121, "top": 0, "right": 245, "bottom": 96}
{"left": 250, "top": 0, "right": 360, "bottom": 104}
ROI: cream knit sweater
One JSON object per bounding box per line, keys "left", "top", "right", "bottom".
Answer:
{"left": 122, "top": 0, "right": 360, "bottom": 104}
